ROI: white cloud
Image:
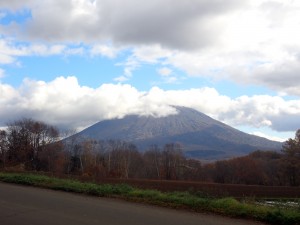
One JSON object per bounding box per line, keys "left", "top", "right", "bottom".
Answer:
{"left": 65, "top": 47, "right": 85, "bottom": 56}
{"left": 115, "top": 54, "right": 140, "bottom": 80}
{"left": 1, "top": 0, "right": 300, "bottom": 96}
{"left": 251, "top": 131, "right": 286, "bottom": 142}
{"left": 114, "top": 76, "right": 129, "bottom": 82}
{"left": 114, "top": 45, "right": 175, "bottom": 81}
{"left": 2, "top": 0, "right": 241, "bottom": 49}
{"left": 90, "top": 44, "right": 120, "bottom": 58}
{"left": 157, "top": 67, "right": 172, "bottom": 77}
{"left": 0, "top": 38, "right": 22, "bottom": 64}
{"left": 132, "top": 45, "right": 173, "bottom": 64}
{"left": 156, "top": 66, "right": 180, "bottom": 84}
{"left": 29, "top": 44, "right": 66, "bottom": 56}
{"left": 0, "top": 37, "right": 88, "bottom": 65}
{"left": 1, "top": 76, "right": 300, "bottom": 136}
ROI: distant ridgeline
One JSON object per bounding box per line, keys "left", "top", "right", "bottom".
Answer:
{"left": 70, "top": 106, "right": 282, "bottom": 160}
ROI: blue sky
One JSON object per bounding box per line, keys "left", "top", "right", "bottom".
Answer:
{"left": 1, "top": 0, "right": 300, "bottom": 141}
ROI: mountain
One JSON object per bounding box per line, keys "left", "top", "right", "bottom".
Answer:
{"left": 73, "top": 106, "right": 282, "bottom": 160}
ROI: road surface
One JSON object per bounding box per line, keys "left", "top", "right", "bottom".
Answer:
{"left": 0, "top": 182, "right": 264, "bottom": 225}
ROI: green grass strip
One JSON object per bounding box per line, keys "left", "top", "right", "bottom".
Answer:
{"left": 0, "top": 172, "right": 299, "bottom": 225}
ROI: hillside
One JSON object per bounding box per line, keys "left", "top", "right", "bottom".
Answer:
{"left": 73, "top": 106, "right": 282, "bottom": 160}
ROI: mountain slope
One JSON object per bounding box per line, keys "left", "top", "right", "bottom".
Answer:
{"left": 74, "top": 106, "right": 282, "bottom": 160}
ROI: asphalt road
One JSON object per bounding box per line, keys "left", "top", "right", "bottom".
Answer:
{"left": 0, "top": 182, "right": 265, "bottom": 225}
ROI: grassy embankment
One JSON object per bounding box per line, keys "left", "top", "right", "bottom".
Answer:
{"left": 0, "top": 172, "right": 299, "bottom": 225}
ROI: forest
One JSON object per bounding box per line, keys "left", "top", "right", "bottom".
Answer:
{"left": 0, "top": 118, "right": 299, "bottom": 186}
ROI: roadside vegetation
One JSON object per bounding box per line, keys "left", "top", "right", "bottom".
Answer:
{"left": 1, "top": 118, "right": 300, "bottom": 186}
{"left": 0, "top": 172, "right": 299, "bottom": 225}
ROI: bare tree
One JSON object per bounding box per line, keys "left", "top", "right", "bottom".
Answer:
{"left": 6, "top": 118, "right": 60, "bottom": 170}
{"left": 0, "top": 130, "right": 8, "bottom": 169}
{"left": 162, "top": 143, "right": 184, "bottom": 180}
{"left": 281, "top": 129, "right": 300, "bottom": 186}
{"left": 144, "top": 145, "right": 162, "bottom": 179}
{"left": 108, "top": 141, "right": 137, "bottom": 178}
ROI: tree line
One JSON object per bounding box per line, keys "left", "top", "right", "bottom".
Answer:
{"left": 0, "top": 118, "right": 299, "bottom": 186}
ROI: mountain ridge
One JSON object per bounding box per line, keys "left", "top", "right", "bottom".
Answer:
{"left": 73, "top": 106, "right": 282, "bottom": 160}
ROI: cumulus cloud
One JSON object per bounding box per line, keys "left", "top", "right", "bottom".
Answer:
{"left": 0, "top": 76, "right": 176, "bottom": 129}
{"left": 232, "top": 57, "right": 300, "bottom": 96}
{"left": 1, "top": 76, "right": 300, "bottom": 135}
{"left": 1, "top": 0, "right": 300, "bottom": 96}
{"left": 3, "top": 0, "right": 241, "bottom": 50}
{"left": 0, "top": 0, "right": 33, "bottom": 11}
